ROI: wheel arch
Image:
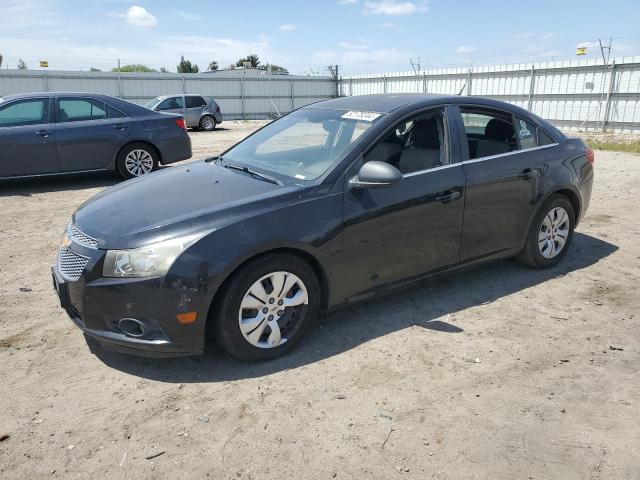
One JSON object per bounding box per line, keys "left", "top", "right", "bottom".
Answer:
{"left": 113, "top": 140, "right": 163, "bottom": 169}
{"left": 205, "top": 247, "right": 331, "bottom": 332}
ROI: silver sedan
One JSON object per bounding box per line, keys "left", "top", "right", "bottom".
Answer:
{"left": 145, "top": 94, "right": 223, "bottom": 131}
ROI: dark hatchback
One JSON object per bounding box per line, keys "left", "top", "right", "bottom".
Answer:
{"left": 52, "top": 94, "right": 594, "bottom": 361}
{"left": 0, "top": 92, "right": 192, "bottom": 179}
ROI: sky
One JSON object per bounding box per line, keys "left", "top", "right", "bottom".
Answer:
{"left": 1, "top": 0, "right": 640, "bottom": 75}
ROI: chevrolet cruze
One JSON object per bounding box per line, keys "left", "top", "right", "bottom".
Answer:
{"left": 52, "top": 94, "right": 594, "bottom": 361}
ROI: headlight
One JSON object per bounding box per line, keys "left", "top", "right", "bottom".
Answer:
{"left": 102, "top": 232, "right": 208, "bottom": 278}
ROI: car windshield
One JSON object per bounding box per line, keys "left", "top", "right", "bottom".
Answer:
{"left": 222, "top": 108, "right": 381, "bottom": 181}
{"left": 144, "top": 97, "right": 162, "bottom": 109}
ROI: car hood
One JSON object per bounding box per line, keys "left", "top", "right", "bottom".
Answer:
{"left": 72, "top": 161, "right": 301, "bottom": 249}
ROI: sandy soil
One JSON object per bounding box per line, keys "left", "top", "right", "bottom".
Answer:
{"left": 0, "top": 122, "right": 639, "bottom": 479}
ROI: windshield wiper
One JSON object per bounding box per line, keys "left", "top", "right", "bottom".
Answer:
{"left": 223, "top": 163, "right": 282, "bottom": 185}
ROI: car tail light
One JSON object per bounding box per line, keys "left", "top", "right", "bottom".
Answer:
{"left": 175, "top": 118, "right": 186, "bottom": 130}
{"left": 586, "top": 147, "right": 595, "bottom": 165}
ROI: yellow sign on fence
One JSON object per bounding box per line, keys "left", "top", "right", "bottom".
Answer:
{"left": 39, "top": 61, "right": 49, "bottom": 68}
{"left": 576, "top": 47, "right": 587, "bottom": 56}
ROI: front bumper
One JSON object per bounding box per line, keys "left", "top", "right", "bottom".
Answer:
{"left": 52, "top": 249, "right": 210, "bottom": 358}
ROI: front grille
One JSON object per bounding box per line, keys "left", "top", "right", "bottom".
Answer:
{"left": 58, "top": 247, "right": 90, "bottom": 281}
{"left": 68, "top": 224, "right": 98, "bottom": 249}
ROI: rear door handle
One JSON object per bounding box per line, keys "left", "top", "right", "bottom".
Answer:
{"left": 435, "top": 190, "right": 462, "bottom": 203}
{"left": 113, "top": 123, "right": 127, "bottom": 131}
{"left": 519, "top": 168, "right": 533, "bottom": 180}
{"left": 35, "top": 130, "right": 50, "bottom": 138}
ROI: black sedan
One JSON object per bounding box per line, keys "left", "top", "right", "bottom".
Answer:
{"left": 52, "top": 94, "right": 594, "bottom": 361}
{"left": 0, "top": 92, "right": 192, "bottom": 179}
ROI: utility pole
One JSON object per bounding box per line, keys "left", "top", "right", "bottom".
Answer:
{"left": 327, "top": 64, "right": 340, "bottom": 97}
{"left": 596, "top": 37, "right": 613, "bottom": 131}
{"left": 117, "top": 58, "right": 121, "bottom": 70}
{"left": 409, "top": 57, "right": 421, "bottom": 75}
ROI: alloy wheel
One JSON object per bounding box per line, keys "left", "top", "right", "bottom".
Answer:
{"left": 238, "top": 271, "right": 309, "bottom": 349}
{"left": 538, "top": 206, "right": 570, "bottom": 259}
{"left": 124, "top": 149, "right": 154, "bottom": 177}
{"left": 201, "top": 116, "right": 215, "bottom": 130}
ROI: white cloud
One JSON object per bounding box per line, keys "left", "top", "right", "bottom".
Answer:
{"left": 314, "top": 46, "right": 410, "bottom": 69}
{"left": 363, "top": 1, "right": 428, "bottom": 15}
{"left": 338, "top": 0, "right": 358, "bottom": 4}
{"left": 123, "top": 6, "right": 157, "bottom": 28}
{"left": 455, "top": 45, "right": 478, "bottom": 54}
{"left": 174, "top": 10, "right": 203, "bottom": 22}
{"left": 541, "top": 32, "right": 553, "bottom": 40}
{"left": 339, "top": 40, "right": 368, "bottom": 50}
{"left": 278, "top": 23, "right": 298, "bottom": 32}
{"left": 378, "top": 21, "right": 395, "bottom": 28}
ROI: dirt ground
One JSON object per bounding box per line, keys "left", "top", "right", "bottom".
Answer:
{"left": 0, "top": 121, "right": 639, "bottom": 479}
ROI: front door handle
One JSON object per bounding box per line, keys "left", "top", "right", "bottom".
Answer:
{"left": 112, "top": 123, "right": 127, "bottom": 131}
{"left": 35, "top": 130, "right": 50, "bottom": 138}
{"left": 519, "top": 168, "right": 533, "bottom": 180}
{"left": 435, "top": 190, "right": 462, "bottom": 203}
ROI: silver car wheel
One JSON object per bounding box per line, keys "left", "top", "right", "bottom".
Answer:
{"left": 124, "top": 149, "right": 154, "bottom": 177}
{"left": 201, "top": 116, "right": 215, "bottom": 131}
{"left": 538, "top": 206, "right": 570, "bottom": 259}
{"left": 238, "top": 271, "right": 309, "bottom": 349}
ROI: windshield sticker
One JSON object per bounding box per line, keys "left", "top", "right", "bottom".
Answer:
{"left": 341, "top": 111, "right": 381, "bottom": 122}
{"left": 0, "top": 98, "right": 4, "bottom": 104}
{"left": 519, "top": 119, "right": 532, "bottom": 138}
{"left": 294, "top": 174, "right": 306, "bottom": 180}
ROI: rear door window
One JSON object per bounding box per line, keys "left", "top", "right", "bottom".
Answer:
{"left": 460, "top": 108, "right": 516, "bottom": 159}
{"left": 58, "top": 98, "right": 107, "bottom": 122}
{"left": 0, "top": 98, "right": 49, "bottom": 127}
{"left": 106, "top": 104, "right": 126, "bottom": 119}
{"left": 515, "top": 118, "right": 537, "bottom": 149}
{"left": 185, "top": 96, "right": 206, "bottom": 108}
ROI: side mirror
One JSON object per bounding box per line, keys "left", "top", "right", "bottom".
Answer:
{"left": 349, "top": 161, "right": 403, "bottom": 189}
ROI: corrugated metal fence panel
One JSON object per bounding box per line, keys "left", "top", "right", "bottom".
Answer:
{"left": 0, "top": 70, "right": 335, "bottom": 120}
{"left": 341, "top": 56, "right": 640, "bottom": 133}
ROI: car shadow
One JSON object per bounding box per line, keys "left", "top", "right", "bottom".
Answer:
{"left": 90, "top": 232, "right": 617, "bottom": 382}
{"left": 0, "top": 172, "right": 121, "bottom": 197}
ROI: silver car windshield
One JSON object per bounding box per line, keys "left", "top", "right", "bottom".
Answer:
{"left": 144, "top": 97, "right": 162, "bottom": 109}
{"left": 223, "top": 108, "right": 380, "bottom": 181}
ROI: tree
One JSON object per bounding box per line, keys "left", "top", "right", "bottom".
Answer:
{"left": 0, "top": 54, "right": 3, "bottom": 68}
{"left": 263, "top": 63, "right": 289, "bottom": 74}
{"left": 112, "top": 64, "right": 157, "bottom": 72}
{"left": 89, "top": 67, "right": 102, "bottom": 72}
{"left": 208, "top": 61, "right": 219, "bottom": 71}
{"left": 160, "top": 67, "right": 170, "bottom": 73}
{"left": 236, "top": 54, "right": 260, "bottom": 68}
{"left": 17, "top": 58, "right": 27, "bottom": 70}
{"left": 177, "top": 56, "right": 199, "bottom": 73}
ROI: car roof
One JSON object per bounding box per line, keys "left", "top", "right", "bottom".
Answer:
{"left": 309, "top": 94, "right": 452, "bottom": 113}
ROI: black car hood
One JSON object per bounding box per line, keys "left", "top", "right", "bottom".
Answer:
{"left": 73, "top": 161, "right": 301, "bottom": 249}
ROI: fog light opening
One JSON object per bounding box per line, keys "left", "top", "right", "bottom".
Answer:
{"left": 118, "top": 318, "right": 146, "bottom": 338}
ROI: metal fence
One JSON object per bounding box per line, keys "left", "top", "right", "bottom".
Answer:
{"left": 0, "top": 70, "right": 336, "bottom": 120}
{"left": 340, "top": 56, "right": 640, "bottom": 134}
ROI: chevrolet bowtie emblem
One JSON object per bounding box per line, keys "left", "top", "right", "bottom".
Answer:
{"left": 61, "top": 232, "right": 72, "bottom": 248}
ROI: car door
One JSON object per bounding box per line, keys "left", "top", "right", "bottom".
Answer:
{"left": 337, "top": 106, "right": 465, "bottom": 300}
{"left": 184, "top": 96, "right": 206, "bottom": 127}
{"left": 0, "top": 97, "right": 60, "bottom": 177}
{"left": 55, "top": 97, "right": 131, "bottom": 172}
{"left": 155, "top": 96, "right": 185, "bottom": 118}
{"left": 453, "top": 106, "right": 548, "bottom": 261}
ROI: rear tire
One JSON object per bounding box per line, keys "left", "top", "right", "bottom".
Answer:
{"left": 518, "top": 194, "right": 575, "bottom": 268}
{"left": 200, "top": 115, "right": 216, "bottom": 131}
{"left": 212, "top": 253, "right": 321, "bottom": 361}
{"left": 116, "top": 143, "right": 158, "bottom": 179}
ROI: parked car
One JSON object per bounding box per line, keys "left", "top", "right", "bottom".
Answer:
{"left": 145, "top": 94, "right": 223, "bottom": 131}
{"left": 53, "top": 93, "right": 594, "bottom": 361}
{"left": 0, "top": 92, "right": 192, "bottom": 180}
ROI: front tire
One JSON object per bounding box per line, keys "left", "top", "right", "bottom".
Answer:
{"left": 518, "top": 194, "right": 575, "bottom": 268}
{"left": 212, "top": 253, "right": 321, "bottom": 361}
{"left": 199, "top": 115, "right": 216, "bottom": 131}
{"left": 116, "top": 143, "right": 158, "bottom": 179}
